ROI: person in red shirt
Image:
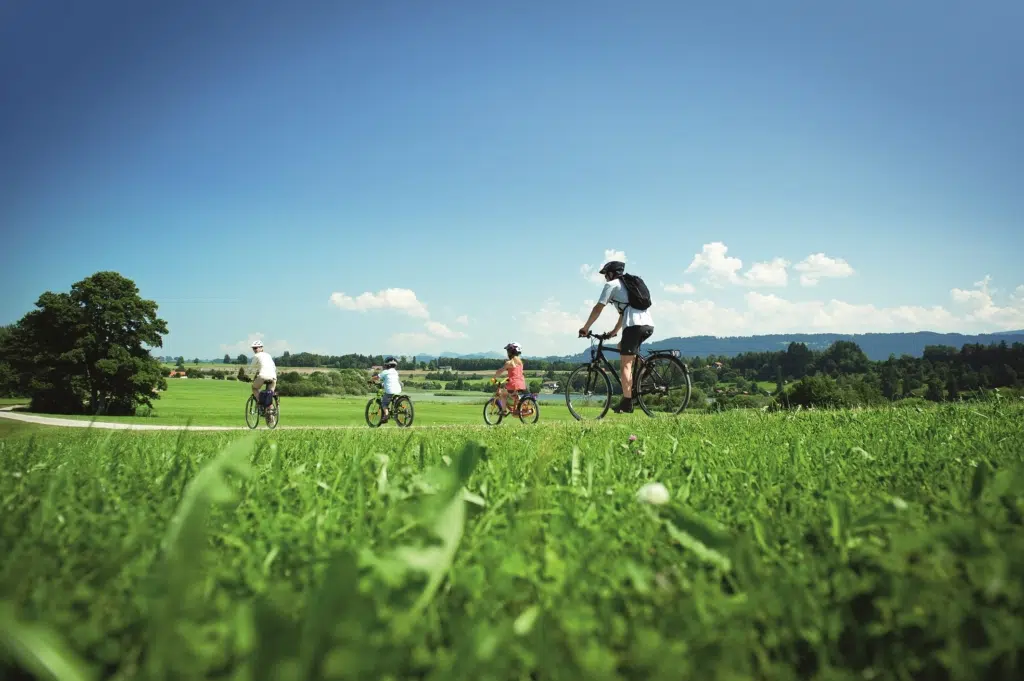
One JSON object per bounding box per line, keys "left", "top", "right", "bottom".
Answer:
{"left": 491, "top": 342, "right": 526, "bottom": 416}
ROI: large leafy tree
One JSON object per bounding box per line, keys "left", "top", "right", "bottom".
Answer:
{"left": 2, "top": 271, "right": 168, "bottom": 414}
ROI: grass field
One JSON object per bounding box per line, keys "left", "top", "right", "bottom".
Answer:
{"left": 2, "top": 400, "right": 1023, "bottom": 679}
{"left": 5, "top": 380, "right": 580, "bottom": 427}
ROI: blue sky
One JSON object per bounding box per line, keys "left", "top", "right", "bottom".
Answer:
{"left": 2, "top": 0, "right": 1022, "bottom": 359}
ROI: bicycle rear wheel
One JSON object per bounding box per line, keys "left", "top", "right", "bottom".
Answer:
{"left": 393, "top": 396, "right": 414, "bottom": 427}
{"left": 265, "top": 396, "right": 279, "bottom": 429}
{"left": 636, "top": 355, "right": 692, "bottom": 416}
{"left": 565, "top": 365, "right": 612, "bottom": 420}
{"left": 365, "top": 398, "right": 384, "bottom": 427}
{"left": 518, "top": 396, "right": 540, "bottom": 424}
{"left": 245, "top": 395, "right": 259, "bottom": 429}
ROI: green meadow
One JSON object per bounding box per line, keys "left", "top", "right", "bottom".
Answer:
{"left": 6, "top": 379, "right": 580, "bottom": 427}
{"left": 2, "top": 398, "right": 1023, "bottom": 679}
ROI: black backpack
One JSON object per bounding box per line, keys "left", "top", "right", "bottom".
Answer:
{"left": 620, "top": 273, "right": 652, "bottom": 310}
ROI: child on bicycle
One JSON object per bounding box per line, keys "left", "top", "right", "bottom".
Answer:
{"left": 372, "top": 356, "right": 402, "bottom": 423}
{"left": 491, "top": 342, "right": 526, "bottom": 416}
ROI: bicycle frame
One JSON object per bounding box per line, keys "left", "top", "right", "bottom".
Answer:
{"left": 580, "top": 334, "right": 647, "bottom": 391}
{"left": 491, "top": 378, "right": 537, "bottom": 413}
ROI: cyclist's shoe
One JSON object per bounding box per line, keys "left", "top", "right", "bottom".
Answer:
{"left": 612, "top": 398, "right": 634, "bottom": 414}
{"left": 381, "top": 415, "right": 390, "bottom": 424}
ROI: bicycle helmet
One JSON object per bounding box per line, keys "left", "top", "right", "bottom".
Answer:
{"left": 504, "top": 342, "right": 522, "bottom": 355}
{"left": 598, "top": 260, "right": 625, "bottom": 277}
{"left": 384, "top": 356, "right": 398, "bottom": 367}
{"left": 251, "top": 340, "right": 264, "bottom": 350}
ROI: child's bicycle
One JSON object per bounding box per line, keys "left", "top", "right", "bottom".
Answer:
{"left": 365, "top": 381, "right": 415, "bottom": 428}
{"left": 483, "top": 377, "right": 539, "bottom": 425}
{"left": 245, "top": 385, "right": 279, "bottom": 429}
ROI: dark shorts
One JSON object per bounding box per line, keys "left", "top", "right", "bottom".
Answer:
{"left": 382, "top": 393, "right": 395, "bottom": 409}
{"left": 620, "top": 325, "right": 653, "bottom": 355}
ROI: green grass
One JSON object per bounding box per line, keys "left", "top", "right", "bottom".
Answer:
{"left": 24, "top": 380, "right": 578, "bottom": 427}
{"left": 2, "top": 401, "right": 1023, "bottom": 679}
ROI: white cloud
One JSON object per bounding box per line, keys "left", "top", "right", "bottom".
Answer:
{"left": 425, "top": 321, "right": 467, "bottom": 339}
{"left": 685, "top": 242, "right": 742, "bottom": 287}
{"left": 524, "top": 298, "right": 593, "bottom": 338}
{"left": 684, "top": 243, "right": 789, "bottom": 288}
{"left": 648, "top": 276, "right": 1024, "bottom": 338}
{"left": 220, "top": 333, "right": 290, "bottom": 357}
{"left": 664, "top": 282, "right": 696, "bottom": 295}
{"left": 741, "top": 257, "right": 790, "bottom": 287}
{"left": 329, "top": 288, "right": 429, "bottom": 318}
{"left": 950, "top": 275, "right": 1024, "bottom": 327}
{"left": 793, "top": 253, "right": 855, "bottom": 286}
{"left": 388, "top": 332, "right": 437, "bottom": 352}
{"left": 581, "top": 249, "right": 628, "bottom": 284}
{"left": 454, "top": 314, "right": 469, "bottom": 325}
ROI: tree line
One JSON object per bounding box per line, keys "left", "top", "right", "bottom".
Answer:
{"left": 2, "top": 270, "right": 1021, "bottom": 415}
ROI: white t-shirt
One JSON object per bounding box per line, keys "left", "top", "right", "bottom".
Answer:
{"left": 378, "top": 367, "right": 402, "bottom": 395}
{"left": 249, "top": 351, "right": 277, "bottom": 380}
{"left": 599, "top": 278, "right": 654, "bottom": 328}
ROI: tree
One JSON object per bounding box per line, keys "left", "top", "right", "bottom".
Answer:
{"left": 881, "top": 359, "right": 899, "bottom": 400}
{"left": 0, "top": 325, "right": 17, "bottom": 397}
{"left": 782, "top": 342, "right": 813, "bottom": 379}
{"left": 946, "top": 374, "right": 960, "bottom": 401}
{"left": 223, "top": 354, "right": 231, "bottom": 364}
{"left": 193, "top": 357, "right": 200, "bottom": 365}
{"left": 3, "top": 272, "right": 168, "bottom": 414}
{"left": 237, "top": 366, "right": 248, "bottom": 381}
{"left": 236, "top": 354, "right": 248, "bottom": 365}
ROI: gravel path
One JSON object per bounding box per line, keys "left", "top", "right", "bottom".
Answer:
{"left": 0, "top": 406, "right": 490, "bottom": 431}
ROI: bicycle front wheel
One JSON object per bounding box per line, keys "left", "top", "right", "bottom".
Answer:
{"left": 636, "top": 355, "right": 692, "bottom": 417}
{"left": 394, "top": 396, "right": 414, "bottom": 427}
{"left": 245, "top": 395, "right": 259, "bottom": 429}
{"left": 565, "top": 365, "right": 612, "bottom": 420}
{"left": 365, "top": 398, "right": 383, "bottom": 427}
{"left": 483, "top": 398, "right": 504, "bottom": 425}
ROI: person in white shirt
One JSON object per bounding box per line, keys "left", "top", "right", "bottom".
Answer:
{"left": 373, "top": 356, "right": 402, "bottom": 423}
{"left": 248, "top": 340, "right": 278, "bottom": 403}
{"left": 578, "top": 260, "right": 654, "bottom": 413}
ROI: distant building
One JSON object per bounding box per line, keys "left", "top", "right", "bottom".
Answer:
{"left": 439, "top": 365, "right": 453, "bottom": 372}
{"left": 542, "top": 381, "right": 560, "bottom": 390}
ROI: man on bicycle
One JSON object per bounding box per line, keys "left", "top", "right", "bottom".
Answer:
{"left": 248, "top": 340, "right": 278, "bottom": 403}
{"left": 372, "top": 356, "right": 402, "bottom": 423}
{"left": 578, "top": 260, "right": 653, "bottom": 413}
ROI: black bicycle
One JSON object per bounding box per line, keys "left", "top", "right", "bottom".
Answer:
{"left": 245, "top": 385, "right": 279, "bottom": 430}
{"left": 564, "top": 332, "right": 692, "bottom": 420}
{"left": 365, "top": 382, "right": 415, "bottom": 428}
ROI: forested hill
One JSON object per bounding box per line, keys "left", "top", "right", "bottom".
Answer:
{"left": 638, "top": 330, "right": 1024, "bottom": 362}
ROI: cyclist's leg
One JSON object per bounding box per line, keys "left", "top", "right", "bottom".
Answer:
{"left": 267, "top": 379, "right": 278, "bottom": 410}
{"left": 381, "top": 392, "right": 392, "bottom": 420}
{"left": 616, "top": 325, "right": 653, "bottom": 409}
{"left": 252, "top": 376, "right": 265, "bottom": 401}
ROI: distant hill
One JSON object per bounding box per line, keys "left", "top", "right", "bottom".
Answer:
{"left": 531, "top": 330, "right": 1024, "bottom": 363}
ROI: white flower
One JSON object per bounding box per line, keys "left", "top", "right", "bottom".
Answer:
{"left": 636, "top": 482, "right": 670, "bottom": 505}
